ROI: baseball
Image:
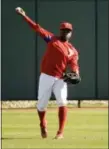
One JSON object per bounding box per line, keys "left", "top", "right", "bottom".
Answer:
{"left": 15, "top": 7, "right": 21, "bottom": 11}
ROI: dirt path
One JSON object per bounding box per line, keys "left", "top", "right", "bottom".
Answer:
{"left": 1, "top": 106, "right": 108, "bottom": 111}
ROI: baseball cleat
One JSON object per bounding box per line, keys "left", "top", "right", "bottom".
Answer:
{"left": 54, "top": 133, "right": 64, "bottom": 139}
{"left": 40, "top": 127, "right": 48, "bottom": 138}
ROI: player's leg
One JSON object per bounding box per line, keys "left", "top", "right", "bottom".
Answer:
{"left": 53, "top": 79, "right": 68, "bottom": 139}
{"left": 37, "top": 73, "right": 55, "bottom": 138}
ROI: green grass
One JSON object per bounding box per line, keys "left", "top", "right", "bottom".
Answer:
{"left": 2, "top": 108, "right": 108, "bottom": 149}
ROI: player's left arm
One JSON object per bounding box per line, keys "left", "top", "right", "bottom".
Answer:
{"left": 68, "top": 48, "right": 80, "bottom": 75}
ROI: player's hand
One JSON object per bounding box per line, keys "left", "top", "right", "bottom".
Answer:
{"left": 15, "top": 7, "right": 26, "bottom": 17}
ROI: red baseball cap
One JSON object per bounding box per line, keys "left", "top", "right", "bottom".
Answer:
{"left": 60, "top": 22, "right": 73, "bottom": 30}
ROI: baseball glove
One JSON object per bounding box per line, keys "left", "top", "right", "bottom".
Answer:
{"left": 63, "top": 72, "right": 81, "bottom": 84}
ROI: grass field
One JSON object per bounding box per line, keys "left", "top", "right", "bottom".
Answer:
{"left": 2, "top": 108, "right": 108, "bottom": 149}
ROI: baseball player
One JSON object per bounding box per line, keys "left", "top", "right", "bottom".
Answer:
{"left": 15, "top": 7, "right": 81, "bottom": 139}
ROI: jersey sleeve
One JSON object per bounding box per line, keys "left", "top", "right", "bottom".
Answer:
{"left": 68, "top": 49, "right": 80, "bottom": 75}
{"left": 23, "top": 15, "right": 54, "bottom": 43}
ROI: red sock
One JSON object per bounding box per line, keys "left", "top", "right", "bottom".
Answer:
{"left": 37, "top": 110, "right": 47, "bottom": 128}
{"left": 57, "top": 106, "right": 67, "bottom": 134}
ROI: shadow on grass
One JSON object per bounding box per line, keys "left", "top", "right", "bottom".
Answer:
{"left": 2, "top": 137, "right": 35, "bottom": 140}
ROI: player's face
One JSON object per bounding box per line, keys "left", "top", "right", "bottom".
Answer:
{"left": 60, "top": 29, "right": 72, "bottom": 41}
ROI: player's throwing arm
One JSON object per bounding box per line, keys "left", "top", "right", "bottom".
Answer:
{"left": 15, "top": 7, "right": 26, "bottom": 16}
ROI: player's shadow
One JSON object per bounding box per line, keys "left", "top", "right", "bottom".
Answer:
{"left": 2, "top": 137, "right": 34, "bottom": 140}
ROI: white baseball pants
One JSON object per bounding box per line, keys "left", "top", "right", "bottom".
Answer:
{"left": 37, "top": 73, "right": 68, "bottom": 111}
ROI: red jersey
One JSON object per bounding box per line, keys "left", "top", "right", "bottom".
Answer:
{"left": 24, "top": 16, "right": 79, "bottom": 78}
